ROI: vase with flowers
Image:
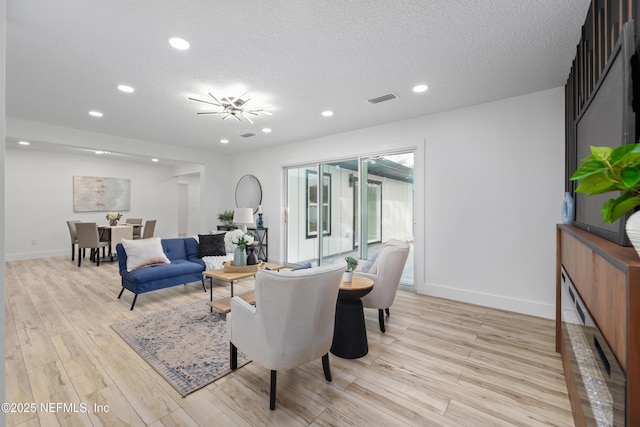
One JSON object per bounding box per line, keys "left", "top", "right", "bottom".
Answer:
{"left": 106, "top": 211, "right": 122, "bottom": 226}
{"left": 224, "top": 229, "right": 254, "bottom": 267}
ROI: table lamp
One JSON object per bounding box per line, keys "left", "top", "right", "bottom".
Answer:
{"left": 233, "top": 208, "right": 254, "bottom": 233}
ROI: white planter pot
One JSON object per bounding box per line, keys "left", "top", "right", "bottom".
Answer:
{"left": 343, "top": 271, "right": 353, "bottom": 283}
{"left": 626, "top": 211, "right": 640, "bottom": 257}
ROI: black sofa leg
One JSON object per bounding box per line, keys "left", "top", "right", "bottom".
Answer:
{"left": 270, "top": 370, "right": 277, "bottom": 410}
{"left": 230, "top": 343, "right": 238, "bottom": 370}
{"left": 378, "top": 309, "right": 386, "bottom": 333}
{"left": 202, "top": 279, "right": 206, "bottom": 292}
{"left": 322, "top": 353, "right": 332, "bottom": 382}
{"left": 130, "top": 294, "right": 138, "bottom": 310}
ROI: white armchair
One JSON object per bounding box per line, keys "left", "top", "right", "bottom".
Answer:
{"left": 355, "top": 239, "right": 410, "bottom": 333}
{"left": 227, "top": 261, "right": 345, "bottom": 410}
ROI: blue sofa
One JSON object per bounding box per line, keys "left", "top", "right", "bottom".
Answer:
{"left": 116, "top": 237, "right": 206, "bottom": 310}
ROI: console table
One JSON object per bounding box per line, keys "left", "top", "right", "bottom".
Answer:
{"left": 556, "top": 224, "right": 640, "bottom": 426}
{"left": 217, "top": 225, "right": 269, "bottom": 262}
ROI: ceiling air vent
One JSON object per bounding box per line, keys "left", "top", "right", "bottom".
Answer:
{"left": 240, "top": 133, "right": 256, "bottom": 138}
{"left": 367, "top": 93, "right": 398, "bottom": 104}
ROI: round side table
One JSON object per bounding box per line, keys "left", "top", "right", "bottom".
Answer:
{"left": 330, "top": 276, "right": 374, "bottom": 359}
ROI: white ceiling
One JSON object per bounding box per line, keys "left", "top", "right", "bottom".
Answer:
{"left": 6, "top": 0, "right": 590, "bottom": 158}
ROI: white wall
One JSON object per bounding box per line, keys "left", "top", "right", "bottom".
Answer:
{"left": 1, "top": 0, "right": 7, "bottom": 412}
{"left": 4, "top": 146, "right": 228, "bottom": 260}
{"left": 6, "top": 119, "right": 234, "bottom": 235}
{"left": 230, "top": 87, "right": 565, "bottom": 318}
{"left": 5, "top": 148, "right": 172, "bottom": 259}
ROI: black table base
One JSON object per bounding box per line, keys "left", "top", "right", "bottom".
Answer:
{"left": 331, "top": 288, "right": 372, "bottom": 359}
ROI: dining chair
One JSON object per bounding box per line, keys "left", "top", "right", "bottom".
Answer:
{"left": 355, "top": 239, "right": 410, "bottom": 333}
{"left": 66, "top": 220, "right": 80, "bottom": 261}
{"left": 126, "top": 218, "right": 143, "bottom": 239}
{"left": 109, "top": 225, "right": 133, "bottom": 261}
{"left": 141, "top": 219, "right": 156, "bottom": 239}
{"left": 227, "top": 261, "right": 345, "bottom": 410}
{"left": 75, "top": 222, "right": 110, "bottom": 267}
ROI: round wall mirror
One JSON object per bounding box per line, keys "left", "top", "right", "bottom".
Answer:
{"left": 235, "top": 174, "right": 262, "bottom": 213}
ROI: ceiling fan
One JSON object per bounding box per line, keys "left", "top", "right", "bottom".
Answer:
{"left": 188, "top": 91, "right": 272, "bottom": 124}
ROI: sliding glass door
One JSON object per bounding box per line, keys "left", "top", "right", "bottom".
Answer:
{"left": 284, "top": 151, "right": 414, "bottom": 286}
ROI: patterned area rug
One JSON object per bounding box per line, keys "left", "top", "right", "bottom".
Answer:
{"left": 111, "top": 299, "right": 249, "bottom": 397}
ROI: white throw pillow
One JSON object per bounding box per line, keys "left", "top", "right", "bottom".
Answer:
{"left": 121, "top": 237, "right": 171, "bottom": 272}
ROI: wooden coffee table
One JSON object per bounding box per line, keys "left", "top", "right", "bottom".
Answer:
{"left": 203, "top": 263, "right": 286, "bottom": 312}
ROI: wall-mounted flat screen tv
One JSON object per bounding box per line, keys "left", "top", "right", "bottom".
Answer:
{"left": 573, "top": 21, "right": 637, "bottom": 246}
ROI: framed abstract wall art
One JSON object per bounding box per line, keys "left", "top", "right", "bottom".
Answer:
{"left": 73, "top": 176, "right": 130, "bottom": 212}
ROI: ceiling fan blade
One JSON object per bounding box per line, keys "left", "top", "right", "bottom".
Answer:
{"left": 242, "top": 112, "right": 254, "bottom": 124}
{"left": 189, "top": 97, "right": 221, "bottom": 107}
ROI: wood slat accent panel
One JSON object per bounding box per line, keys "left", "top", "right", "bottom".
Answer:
{"left": 557, "top": 224, "right": 640, "bottom": 426}
{"left": 564, "top": 0, "right": 634, "bottom": 191}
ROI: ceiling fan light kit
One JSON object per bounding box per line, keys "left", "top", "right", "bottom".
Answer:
{"left": 189, "top": 91, "right": 272, "bottom": 124}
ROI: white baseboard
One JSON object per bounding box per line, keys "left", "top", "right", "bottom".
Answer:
{"left": 5, "top": 249, "right": 69, "bottom": 262}
{"left": 418, "top": 282, "right": 555, "bottom": 320}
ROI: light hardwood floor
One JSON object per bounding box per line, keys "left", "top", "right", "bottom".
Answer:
{"left": 5, "top": 256, "right": 574, "bottom": 426}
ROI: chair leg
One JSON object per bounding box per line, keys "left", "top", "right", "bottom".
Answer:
{"left": 378, "top": 309, "right": 386, "bottom": 333}
{"left": 385, "top": 308, "right": 390, "bottom": 316}
{"left": 118, "top": 287, "right": 125, "bottom": 299}
{"left": 71, "top": 244, "right": 75, "bottom": 261}
{"left": 96, "top": 248, "right": 100, "bottom": 266}
{"left": 322, "top": 353, "right": 332, "bottom": 382}
{"left": 202, "top": 279, "right": 206, "bottom": 292}
{"left": 230, "top": 343, "right": 238, "bottom": 370}
{"left": 270, "top": 370, "right": 277, "bottom": 410}
{"left": 77, "top": 248, "right": 82, "bottom": 267}
{"left": 130, "top": 294, "right": 138, "bottom": 310}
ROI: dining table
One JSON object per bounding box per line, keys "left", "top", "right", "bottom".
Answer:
{"left": 98, "top": 224, "right": 142, "bottom": 260}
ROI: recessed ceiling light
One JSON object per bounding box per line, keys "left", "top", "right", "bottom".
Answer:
{"left": 118, "top": 84, "right": 134, "bottom": 93}
{"left": 151, "top": 158, "right": 159, "bottom": 162}
{"left": 89, "top": 111, "right": 103, "bottom": 117}
{"left": 220, "top": 139, "right": 229, "bottom": 144}
{"left": 169, "top": 37, "right": 190, "bottom": 50}
{"left": 262, "top": 128, "right": 272, "bottom": 133}
{"left": 412, "top": 84, "right": 428, "bottom": 93}
{"left": 18, "top": 140, "right": 30, "bottom": 146}
{"left": 322, "top": 110, "right": 334, "bottom": 117}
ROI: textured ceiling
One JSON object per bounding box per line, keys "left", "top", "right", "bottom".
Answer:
{"left": 6, "top": 0, "right": 590, "bottom": 157}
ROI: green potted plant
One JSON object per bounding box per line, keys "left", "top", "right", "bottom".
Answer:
{"left": 570, "top": 143, "right": 640, "bottom": 254}
{"left": 570, "top": 144, "right": 640, "bottom": 223}
{"left": 343, "top": 256, "right": 358, "bottom": 282}
{"left": 217, "top": 210, "right": 234, "bottom": 226}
